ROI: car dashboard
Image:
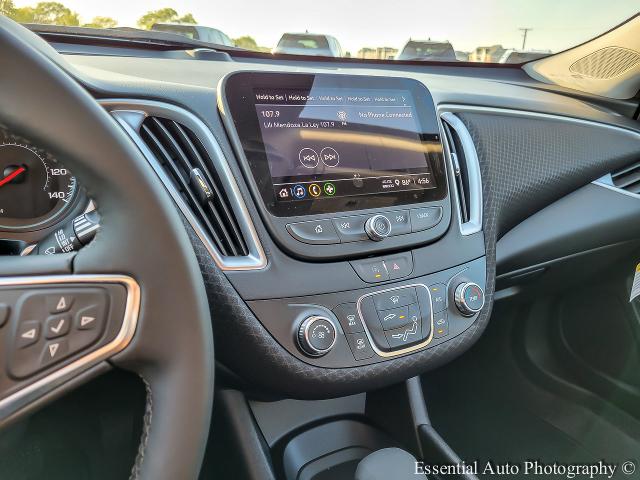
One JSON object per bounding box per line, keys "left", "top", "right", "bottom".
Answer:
{"left": 2, "top": 49, "right": 640, "bottom": 399}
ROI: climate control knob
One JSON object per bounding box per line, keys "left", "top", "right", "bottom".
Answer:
{"left": 454, "top": 282, "right": 485, "bottom": 316}
{"left": 297, "top": 316, "right": 337, "bottom": 357}
{"left": 365, "top": 214, "right": 392, "bottom": 241}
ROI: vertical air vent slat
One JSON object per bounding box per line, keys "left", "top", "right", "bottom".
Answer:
{"left": 139, "top": 115, "right": 249, "bottom": 257}
{"left": 169, "top": 122, "right": 247, "bottom": 256}
{"left": 440, "top": 112, "right": 483, "bottom": 236}
{"left": 442, "top": 120, "right": 471, "bottom": 223}
{"left": 140, "top": 123, "right": 230, "bottom": 254}
{"left": 611, "top": 161, "right": 640, "bottom": 195}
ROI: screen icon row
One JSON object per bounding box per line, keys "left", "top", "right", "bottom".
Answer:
{"left": 277, "top": 182, "right": 337, "bottom": 200}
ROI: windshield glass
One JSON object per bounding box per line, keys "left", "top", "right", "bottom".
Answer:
{"left": 1, "top": 1, "right": 638, "bottom": 63}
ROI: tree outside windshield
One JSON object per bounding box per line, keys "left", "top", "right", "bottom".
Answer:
{"left": 0, "top": 0, "right": 638, "bottom": 63}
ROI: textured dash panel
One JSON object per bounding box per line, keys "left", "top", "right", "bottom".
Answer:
{"left": 189, "top": 111, "right": 640, "bottom": 398}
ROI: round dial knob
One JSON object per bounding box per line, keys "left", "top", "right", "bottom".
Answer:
{"left": 454, "top": 282, "right": 485, "bottom": 316}
{"left": 297, "top": 316, "right": 337, "bottom": 357}
{"left": 365, "top": 214, "right": 392, "bottom": 241}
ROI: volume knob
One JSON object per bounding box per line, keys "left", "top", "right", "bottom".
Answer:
{"left": 297, "top": 316, "right": 337, "bottom": 357}
{"left": 365, "top": 214, "right": 392, "bottom": 241}
{"left": 454, "top": 282, "right": 485, "bottom": 316}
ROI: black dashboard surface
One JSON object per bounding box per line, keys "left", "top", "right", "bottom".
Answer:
{"left": 45, "top": 52, "right": 640, "bottom": 397}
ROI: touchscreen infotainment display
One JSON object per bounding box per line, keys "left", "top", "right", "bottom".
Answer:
{"left": 222, "top": 73, "right": 447, "bottom": 216}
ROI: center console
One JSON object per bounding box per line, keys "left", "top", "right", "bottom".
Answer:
{"left": 216, "top": 72, "right": 486, "bottom": 370}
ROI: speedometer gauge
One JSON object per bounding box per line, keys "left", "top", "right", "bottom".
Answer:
{"left": 0, "top": 143, "right": 77, "bottom": 230}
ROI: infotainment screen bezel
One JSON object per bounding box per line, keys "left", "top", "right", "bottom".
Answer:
{"left": 221, "top": 72, "right": 448, "bottom": 217}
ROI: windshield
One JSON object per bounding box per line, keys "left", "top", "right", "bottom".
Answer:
{"left": 1, "top": 1, "right": 638, "bottom": 63}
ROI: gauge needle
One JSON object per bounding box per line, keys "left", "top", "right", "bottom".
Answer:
{"left": 0, "top": 166, "right": 26, "bottom": 187}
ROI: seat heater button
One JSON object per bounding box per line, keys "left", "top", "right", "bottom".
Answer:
{"left": 351, "top": 259, "right": 389, "bottom": 283}
{"left": 16, "top": 321, "right": 40, "bottom": 349}
{"left": 46, "top": 294, "right": 74, "bottom": 314}
{"left": 429, "top": 284, "right": 447, "bottom": 313}
{"left": 45, "top": 314, "right": 71, "bottom": 339}
{"left": 373, "top": 288, "right": 417, "bottom": 311}
{"left": 286, "top": 220, "right": 340, "bottom": 245}
{"left": 333, "top": 303, "right": 363, "bottom": 334}
{"left": 410, "top": 207, "right": 443, "bottom": 232}
{"left": 384, "top": 316, "right": 422, "bottom": 348}
{"left": 346, "top": 332, "right": 375, "bottom": 360}
{"left": 383, "top": 253, "right": 413, "bottom": 280}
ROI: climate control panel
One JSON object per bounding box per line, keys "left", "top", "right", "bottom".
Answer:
{"left": 247, "top": 256, "right": 486, "bottom": 368}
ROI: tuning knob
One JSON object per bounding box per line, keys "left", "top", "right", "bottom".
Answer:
{"left": 454, "top": 282, "right": 485, "bottom": 316}
{"left": 297, "top": 316, "right": 337, "bottom": 357}
{"left": 365, "top": 214, "right": 392, "bottom": 241}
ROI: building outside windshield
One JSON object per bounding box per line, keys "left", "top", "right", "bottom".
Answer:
{"left": 0, "top": 0, "right": 638, "bottom": 63}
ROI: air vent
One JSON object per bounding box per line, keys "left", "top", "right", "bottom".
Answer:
{"left": 439, "top": 112, "right": 483, "bottom": 235}
{"left": 611, "top": 160, "right": 640, "bottom": 194}
{"left": 442, "top": 119, "right": 471, "bottom": 223}
{"left": 139, "top": 116, "right": 249, "bottom": 257}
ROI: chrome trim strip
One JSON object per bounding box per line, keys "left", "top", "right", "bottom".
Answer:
{"left": 439, "top": 112, "right": 483, "bottom": 236}
{"left": 356, "top": 284, "right": 434, "bottom": 358}
{"left": 0, "top": 274, "right": 140, "bottom": 422}
{"left": 100, "top": 100, "right": 267, "bottom": 271}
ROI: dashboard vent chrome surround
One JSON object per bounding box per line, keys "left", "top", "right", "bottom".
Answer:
{"left": 140, "top": 116, "right": 248, "bottom": 257}
{"left": 104, "top": 101, "right": 266, "bottom": 271}
{"left": 610, "top": 161, "right": 640, "bottom": 194}
{"left": 439, "top": 112, "right": 483, "bottom": 235}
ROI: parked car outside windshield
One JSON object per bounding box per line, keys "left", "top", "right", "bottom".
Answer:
{"left": 396, "top": 40, "right": 457, "bottom": 61}
{"left": 273, "top": 33, "right": 343, "bottom": 57}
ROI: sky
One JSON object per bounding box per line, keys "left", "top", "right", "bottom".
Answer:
{"left": 13, "top": 0, "right": 639, "bottom": 54}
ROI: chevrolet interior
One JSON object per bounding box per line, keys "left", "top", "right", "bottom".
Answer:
{"left": 0, "top": 7, "right": 639, "bottom": 480}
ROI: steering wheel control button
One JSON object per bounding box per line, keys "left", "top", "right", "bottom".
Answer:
{"left": 47, "top": 294, "right": 74, "bottom": 314}
{"left": 365, "top": 214, "right": 392, "bottom": 241}
{"left": 429, "top": 284, "right": 447, "bottom": 313}
{"left": 40, "top": 339, "right": 69, "bottom": 367}
{"left": 387, "top": 210, "right": 411, "bottom": 236}
{"left": 45, "top": 314, "right": 71, "bottom": 339}
{"left": 286, "top": 220, "right": 340, "bottom": 245}
{"left": 351, "top": 259, "right": 389, "bottom": 283}
{"left": 410, "top": 207, "right": 443, "bottom": 232}
{"left": 333, "top": 303, "right": 363, "bottom": 334}
{"left": 384, "top": 315, "right": 422, "bottom": 348}
{"left": 75, "top": 305, "right": 102, "bottom": 330}
{"left": 346, "top": 332, "right": 375, "bottom": 360}
{"left": 434, "top": 312, "right": 449, "bottom": 339}
{"left": 0, "top": 304, "right": 10, "bottom": 327}
{"left": 383, "top": 253, "right": 414, "bottom": 280}
{"left": 373, "top": 288, "right": 417, "bottom": 311}
{"left": 454, "top": 282, "right": 485, "bottom": 316}
{"left": 17, "top": 321, "right": 41, "bottom": 348}
{"left": 332, "top": 215, "right": 369, "bottom": 242}
{"left": 297, "top": 316, "right": 337, "bottom": 357}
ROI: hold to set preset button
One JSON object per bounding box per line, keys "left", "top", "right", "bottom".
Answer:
{"left": 410, "top": 207, "right": 443, "bottom": 232}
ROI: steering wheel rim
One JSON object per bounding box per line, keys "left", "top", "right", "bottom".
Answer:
{"left": 0, "top": 17, "right": 214, "bottom": 480}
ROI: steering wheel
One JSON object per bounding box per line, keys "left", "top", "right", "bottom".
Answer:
{"left": 0, "top": 18, "right": 214, "bottom": 480}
